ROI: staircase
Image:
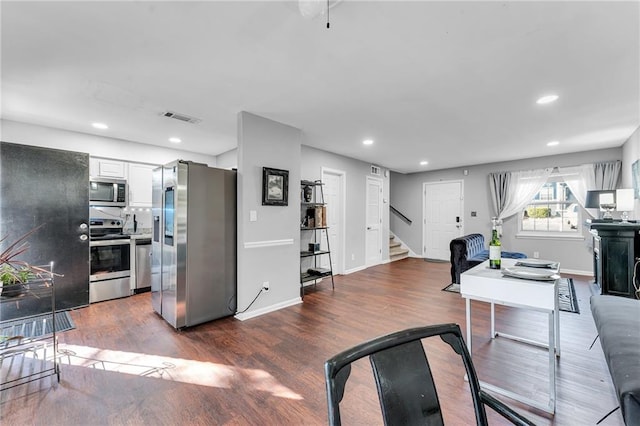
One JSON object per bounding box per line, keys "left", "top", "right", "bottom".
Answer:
{"left": 389, "top": 234, "right": 409, "bottom": 262}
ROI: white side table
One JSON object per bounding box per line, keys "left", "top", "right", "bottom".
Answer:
{"left": 460, "top": 258, "right": 560, "bottom": 414}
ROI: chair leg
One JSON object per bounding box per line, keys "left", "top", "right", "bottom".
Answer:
{"left": 480, "top": 391, "right": 536, "bottom": 426}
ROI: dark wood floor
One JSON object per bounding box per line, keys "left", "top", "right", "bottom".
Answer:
{"left": 1, "top": 258, "right": 623, "bottom": 425}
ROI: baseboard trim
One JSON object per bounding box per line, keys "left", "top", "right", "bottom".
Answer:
{"left": 234, "top": 297, "right": 302, "bottom": 321}
{"left": 344, "top": 264, "right": 368, "bottom": 275}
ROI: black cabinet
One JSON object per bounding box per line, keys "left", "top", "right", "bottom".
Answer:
{"left": 591, "top": 223, "right": 640, "bottom": 298}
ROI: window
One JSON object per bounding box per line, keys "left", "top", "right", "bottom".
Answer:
{"left": 519, "top": 176, "right": 580, "bottom": 234}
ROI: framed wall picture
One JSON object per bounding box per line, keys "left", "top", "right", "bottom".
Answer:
{"left": 262, "top": 167, "right": 289, "bottom": 206}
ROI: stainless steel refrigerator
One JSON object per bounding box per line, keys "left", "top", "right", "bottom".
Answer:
{"left": 151, "top": 160, "right": 236, "bottom": 328}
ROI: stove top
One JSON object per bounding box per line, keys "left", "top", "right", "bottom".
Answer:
{"left": 89, "top": 217, "right": 127, "bottom": 240}
{"left": 89, "top": 218, "right": 123, "bottom": 229}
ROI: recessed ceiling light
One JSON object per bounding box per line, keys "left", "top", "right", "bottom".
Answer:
{"left": 362, "top": 139, "right": 374, "bottom": 145}
{"left": 169, "top": 137, "right": 182, "bottom": 144}
{"left": 547, "top": 140, "right": 560, "bottom": 147}
{"left": 92, "top": 122, "right": 108, "bottom": 130}
{"left": 536, "top": 94, "right": 559, "bottom": 105}
{"left": 420, "top": 161, "right": 428, "bottom": 166}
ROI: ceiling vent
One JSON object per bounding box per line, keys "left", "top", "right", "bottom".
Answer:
{"left": 162, "top": 111, "right": 202, "bottom": 124}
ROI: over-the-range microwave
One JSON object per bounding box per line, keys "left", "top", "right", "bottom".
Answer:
{"left": 89, "top": 177, "right": 127, "bottom": 207}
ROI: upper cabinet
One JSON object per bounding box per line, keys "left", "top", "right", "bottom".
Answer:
{"left": 90, "top": 158, "right": 126, "bottom": 178}
{"left": 89, "top": 158, "right": 156, "bottom": 207}
{"left": 128, "top": 163, "right": 155, "bottom": 207}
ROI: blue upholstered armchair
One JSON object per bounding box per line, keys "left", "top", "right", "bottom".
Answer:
{"left": 449, "top": 234, "right": 526, "bottom": 284}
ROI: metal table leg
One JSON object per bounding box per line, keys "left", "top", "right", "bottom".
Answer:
{"left": 466, "top": 297, "right": 472, "bottom": 353}
{"left": 490, "top": 302, "right": 495, "bottom": 337}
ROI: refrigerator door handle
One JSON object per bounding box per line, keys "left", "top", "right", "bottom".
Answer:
{"left": 153, "top": 216, "right": 160, "bottom": 242}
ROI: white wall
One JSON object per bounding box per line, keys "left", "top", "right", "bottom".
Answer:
{"left": 216, "top": 148, "right": 238, "bottom": 170}
{"left": 621, "top": 126, "right": 640, "bottom": 218}
{"left": 301, "top": 146, "right": 391, "bottom": 271}
{"left": 391, "top": 148, "right": 622, "bottom": 274}
{"left": 235, "top": 112, "right": 302, "bottom": 320}
{"left": 1, "top": 119, "right": 217, "bottom": 166}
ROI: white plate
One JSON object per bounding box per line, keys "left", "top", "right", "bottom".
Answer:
{"left": 515, "top": 259, "right": 556, "bottom": 268}
{"left": 502, "top": 267, "right": 559, "bottom": 281}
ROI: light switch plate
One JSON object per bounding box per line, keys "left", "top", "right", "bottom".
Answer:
{"left": 249, "top": 210, "right": 257, "bottom": 222}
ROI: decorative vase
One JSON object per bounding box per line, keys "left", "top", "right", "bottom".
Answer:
{"left": 303, "top": 185, "right": 313, "bottom": 202}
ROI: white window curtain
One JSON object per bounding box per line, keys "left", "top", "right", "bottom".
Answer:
{"left": 558, "top": 161, "right": 621, "bottom": 219}
{"left": 488, "top": 171, "right": 510, "bottom": 218}
{"left": 557, "top": 164, "right": 594, "bottom": 217}
{"left": 489, "top": 168, "right": 553, "bottom": 221}
{"left": 594, "top": 161, "right": 621, "bottom": 190}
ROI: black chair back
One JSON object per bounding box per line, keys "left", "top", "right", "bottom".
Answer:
{"left": 324, "top": 323, "right": 535, "bottom": 426}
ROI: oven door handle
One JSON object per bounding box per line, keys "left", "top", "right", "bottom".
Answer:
{"left": 90, "top": 239, "right": 131, "bottom": 247}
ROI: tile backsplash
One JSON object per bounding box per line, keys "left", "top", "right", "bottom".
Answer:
{"left": 89, "top": 206, "right": 152, "bottom": 234}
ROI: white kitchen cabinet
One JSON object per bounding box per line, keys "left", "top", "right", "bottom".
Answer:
{"left": 128, "top": 163, "right": 155, "bottom": 207}
{"left": 90, "top": 158, "right": 127, "bottom": 178}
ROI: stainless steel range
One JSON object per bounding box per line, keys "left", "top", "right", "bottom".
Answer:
{"left": 89, "top": 218, "right": 131, "bottom": 303}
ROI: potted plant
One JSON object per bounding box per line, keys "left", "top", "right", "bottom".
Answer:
{"left": 0, "top": 264, "right": 35, "bottom": 297}
{"left": 0, "top": 225, "right": 50, "bottom": 297}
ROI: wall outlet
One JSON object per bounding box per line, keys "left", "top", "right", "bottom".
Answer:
{"left": 533, "top": 251, "right": 540, "bottom": 259}
{"left": 351, "top": 253, "right": 355, "bottom": 261}
{"left": 262, "top": 281, "right": 270, "bottom": 292}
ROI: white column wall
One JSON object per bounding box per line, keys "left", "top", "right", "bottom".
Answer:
{"left": 235, "top": 112, "right": 302, "bottom": 320}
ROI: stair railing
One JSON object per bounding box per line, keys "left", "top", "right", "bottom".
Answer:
{"left": 390, "top": 205, "right": 412, "bottom": 225}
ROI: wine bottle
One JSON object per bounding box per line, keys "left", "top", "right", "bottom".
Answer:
{"left": 489, "top": 228, "right": 501, "bottom": 269}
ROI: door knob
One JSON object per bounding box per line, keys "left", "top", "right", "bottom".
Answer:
{"left": 79, "top": 234, "right": 88, "bottom": 241}
{"left": 79, "top": 223, "right": 88, "bottom": 230}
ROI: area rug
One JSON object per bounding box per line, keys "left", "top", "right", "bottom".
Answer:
{"left": 442, "top": 278, "right": 580, "bottom": 314}
{"left": 0, "top": 311, "right": 75, "bottom": 339}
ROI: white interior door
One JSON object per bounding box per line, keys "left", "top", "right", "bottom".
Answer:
{"left": 423, "top": 180, "right": 463, "bottom": 260}
{"left": 322, "top": 168, "right": 345, "bottom": 275}
{"left": 366, "top": 176, "right": 383, "bottom": 266}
